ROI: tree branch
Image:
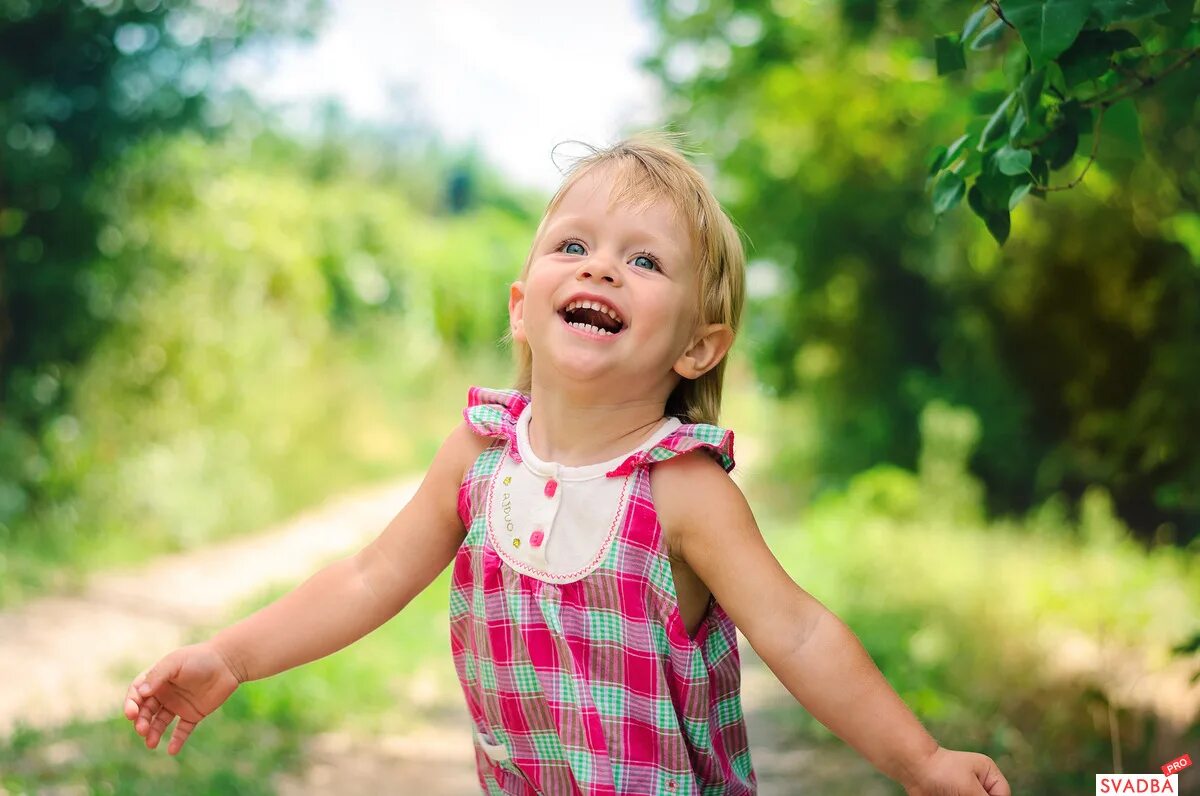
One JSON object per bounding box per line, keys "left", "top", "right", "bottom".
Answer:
{"left": 1081, "top": 47, "right": 1200, "bottom": 109}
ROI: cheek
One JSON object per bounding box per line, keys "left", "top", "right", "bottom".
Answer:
{"left": 649, "top": 293, "right": 697, "bottom": 337}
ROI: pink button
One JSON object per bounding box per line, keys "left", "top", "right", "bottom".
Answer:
{"left": 530, "top": 529, "right": 544, "bottom": 548}
{"left": 544, "top": 479, "right": 558, "bottom": 498}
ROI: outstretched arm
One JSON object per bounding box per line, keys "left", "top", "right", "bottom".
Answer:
{"left": 124, "top": 418, "right": 488, "bottom": 754}
{"left": 207, "top": 418, "right": 485, "bottom": 683}
{"left": 652, "top": 452, "right": 1010, "bottom": 796}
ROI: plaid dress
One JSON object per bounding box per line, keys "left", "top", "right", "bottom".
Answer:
{"left": 451, "top": 386, "right": 756, "bottom": 795}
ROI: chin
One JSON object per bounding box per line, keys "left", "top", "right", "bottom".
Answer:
{"left": 549, "top": 355, "right": 618, "bottom": 384}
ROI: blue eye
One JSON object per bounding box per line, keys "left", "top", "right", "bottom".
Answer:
{"left": 563, "top": 241, "right": 585, "bottom": 255}
{"left": 632, "top": 254, "right": 660, "bottom": 271}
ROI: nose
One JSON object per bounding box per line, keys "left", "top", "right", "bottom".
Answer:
{"left": 575, "top": 251, "right": 622, "bottom": 285}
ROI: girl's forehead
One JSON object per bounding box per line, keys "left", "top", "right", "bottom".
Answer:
{"left": 549, "top": 168, "right": 692, "bottom": 239}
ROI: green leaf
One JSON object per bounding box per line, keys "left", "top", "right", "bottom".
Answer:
{"left": 1019, "top": 69, "right": 1046, "bottom": 120}
{"left": 996, "top": 144, "right": 1034, "bottom": 174}
{"left": 1068, "top": 101, "right": 1095, "bottom": 128}
{"left": 1090, "top": 0, "right": 1169, "bottom": 24}
{"left": 1104, "top": 29, "right": 1143, "bottom": 50}
{"left": 959, "top": 147, "right": 985, "bottom": 179}
{"left": 1186, "top": 20, "right": 1200, "bottom": 48}
{"left": 945, "top": 134, "right": 970, "bottom": 165}
{"left": 1030, "top": 154, "right": 1050, "bottom": 186}
{"left": 970, "top": 18, "right": 1008, "bottom": 49}
{"left": 1009, "top": 182, "right": 1033, "bottom": 209}
{"left": 933, "top": 171, "right": 967, "bottom": 214}
{"left": 1060, "top": 50, "right": 1113, "bottom": 88}
{"left": 963, "top": 5, "right": 991, "bottom": 39}
{"left": 1158, "top": 0, "right": 1195, "bottom": 47}
{"left": 1058, "top": 29, "right": 1143, "bottom": 88}
{"left": 999, "top": 0, "right": 1092, "bottom": 68}
{"left": 979, "top": 92, "right": 1015, "bottom": 150}
{"left": 928, "top": 145, "right": 949, "bottom": 175}
{"left": 1041, "top": 115, "right": 1080, "bottom": 168}
{"left": 968, "top": 183, "right": 1012, "bottom": 244}
{"left": 936, "top": 34, "right": 968, "bottom": 74}
{"left": 1010, "top": 105, "right": 1028, "bottom": 139}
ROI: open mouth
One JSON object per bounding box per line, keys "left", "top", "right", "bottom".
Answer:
{"left": 558, "top": 299, "right": 625, "bottom": 336}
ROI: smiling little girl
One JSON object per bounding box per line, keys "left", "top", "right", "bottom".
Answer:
{"left": 125, "top": 132, "right": 1010, "bottom": 796}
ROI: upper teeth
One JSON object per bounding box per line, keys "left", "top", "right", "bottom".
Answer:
{"left": 564, "top": 299, "right": 622, "bottom": 325}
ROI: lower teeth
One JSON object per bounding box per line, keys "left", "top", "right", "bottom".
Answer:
{"left": 568, "top": 321, "right": 613, "bottom": 335}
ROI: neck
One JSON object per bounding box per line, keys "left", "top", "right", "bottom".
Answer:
{"left": 525, "top": 377, "right": 675, "bottom": 466}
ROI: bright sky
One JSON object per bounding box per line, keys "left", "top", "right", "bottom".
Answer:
{"left": 227, "top": 1, "right": 665, "bottom": 193}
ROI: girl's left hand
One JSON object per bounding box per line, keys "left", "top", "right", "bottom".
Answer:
{"left": 903, "top": 746, "right": 1011, "bottom": 796}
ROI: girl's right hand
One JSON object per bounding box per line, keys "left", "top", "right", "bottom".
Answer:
{"left": 122, "top": 642, "right": 242, "bottom": 755}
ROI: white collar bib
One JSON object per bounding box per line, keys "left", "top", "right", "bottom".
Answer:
{"left": 514, "top": 403, "right": 682, "bottom": 481}
{"left": 487, "top": 404, "right": 681, "bottom": 583}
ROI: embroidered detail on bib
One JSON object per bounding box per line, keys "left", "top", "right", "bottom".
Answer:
{"left": 485, "top": 449, "right": 633, "bottom": 584}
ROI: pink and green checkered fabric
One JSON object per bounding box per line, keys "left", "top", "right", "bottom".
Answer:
{"left": 451, "top": 386, "right": 756, "bottom": 794}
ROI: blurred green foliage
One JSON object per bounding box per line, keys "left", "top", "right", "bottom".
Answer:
{"left": 0, "top": 0, "right": 326, "bottom": 441}
{"left": 641, "top": 0, "right": 1200, "bottom": 544}
{"left": 2, "top": 0, "right": 326, "bottom": 596}
{"left": 0, "top": 114, "right": 535, "bottom": 604}
{"left": 929, "top": 0, "right": 1199, "bottom": 243}
{"left": 749, "top": 394, "right": 1199, "bottom": 793}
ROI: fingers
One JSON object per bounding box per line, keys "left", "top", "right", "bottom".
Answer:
{"left": 984, "top": 762, "right": 1011, "bottom": 796}
{"left": 145, "top": 706, "right": 176, "bottom": 749}
{"left": 973, "top": 752, "right": 1011, "bottom": 796}
{"left": 138, "top": 656, "right": 182, "bottom": 700}
{"left": 135, "top": 695, "right": 162, "bottom": 737}
{"left": 124, "top": 690, "right": 140, "bottom": 721}
{"left": 124, "top": 669, "right": 150, "bottom": 720}
{"left": 167, "top": 718, "right": 198, "bottom": 755}
{"left": 126, "top": 662, "right": 199, "bottom": 753}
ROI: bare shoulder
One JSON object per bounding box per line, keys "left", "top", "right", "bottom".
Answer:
{"left": 441, "top": 417, "right": 496, "bottom": 483}
{"left": 403, "top": 418, "right": 494, "bottom": 529}
{"left": 649, "top": 449, "right": 744, "bottom": 561}
{"left": 354, "top": 418, "right": 498, "bottom": 612}
{"left": 649, "top": 449, "right": 822, "bottom": 655}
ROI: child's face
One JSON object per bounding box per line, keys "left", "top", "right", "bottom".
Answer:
{"left": 510, "top": 167, "right": 705, "bottom": 394}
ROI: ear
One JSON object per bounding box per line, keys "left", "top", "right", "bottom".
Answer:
{"left": 508, "top": 281, "right": 528, "bottom": 343}
{"left": 673, "top": 322, "right": 734, "bottom": 380}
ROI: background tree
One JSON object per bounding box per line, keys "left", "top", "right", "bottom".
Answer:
{"left": 0, "top": 0, "right": 325, "bottom": 523}
{"left": 642, "top": 0, "right": 1200, "bottom": 543}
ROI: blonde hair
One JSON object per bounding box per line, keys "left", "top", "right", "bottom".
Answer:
{"left": 504, "top": 131, "right": 746, "bottom": 425}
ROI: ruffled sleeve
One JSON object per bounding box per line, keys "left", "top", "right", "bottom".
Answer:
{"left": 462, "top": 386, "right": 529, "bottom": 450}
{"left": 605, "top": 423, "right": 736, "bottom": 478}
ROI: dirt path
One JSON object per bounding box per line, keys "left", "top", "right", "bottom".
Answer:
{"left": 0, "top": 477, "right": 421, "bottom": 736}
